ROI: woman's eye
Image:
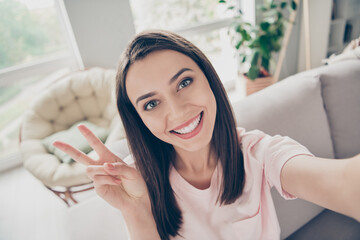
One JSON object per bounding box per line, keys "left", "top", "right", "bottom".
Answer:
{"left": 144, "top": 100, "right": 159, "bottom": 111}
{"left": 178, "top": 78, "right": 193, "bottom": 90}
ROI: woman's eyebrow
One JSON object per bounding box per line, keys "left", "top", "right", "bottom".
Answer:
{"left": 135, "top": 68, "right": 194, "bottom": 106}
{"left": 168, "top": 67, "right": 193, "bottom": 85}
{"left": 136, "top": 91, "right": 156, "bottom": 106}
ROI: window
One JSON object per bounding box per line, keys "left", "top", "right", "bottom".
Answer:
{"left": 0, "top": 0, "right": 79, "bottom": 169}
{"left": 129, "top": 0, "right": 239, "bottom": 90}
{"left": 0, "top": 0, "right": 68, "bottom": 69}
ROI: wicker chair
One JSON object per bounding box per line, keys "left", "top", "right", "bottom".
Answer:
{"left": 19, "top": 67, "right": 126, "bottom": 206}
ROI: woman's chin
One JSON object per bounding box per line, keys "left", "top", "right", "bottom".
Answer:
{"left": 172, "top": 137, "right": 212, "bottom": 153}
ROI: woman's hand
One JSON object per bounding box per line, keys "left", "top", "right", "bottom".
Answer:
{"left": 53, "top": 124, "right": 149, "bottom": 214}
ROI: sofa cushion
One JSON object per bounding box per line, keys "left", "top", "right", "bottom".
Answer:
{"left": 316, "top": 60, "right": 360, "bottom": 158}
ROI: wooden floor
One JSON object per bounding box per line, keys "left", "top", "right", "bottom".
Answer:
{"left": 0, "top": 166, "right": 129, "bottom": 240}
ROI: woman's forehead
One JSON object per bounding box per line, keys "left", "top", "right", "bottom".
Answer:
{"left": 126, "top": 50, "right": 199, "bottom": 91}
{"left": 129, "top": 50, "right": 196, "bottom": 76}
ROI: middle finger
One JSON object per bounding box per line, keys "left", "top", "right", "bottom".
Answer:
{"left": 86, "top": 165, "right": 116, "bottom": 180}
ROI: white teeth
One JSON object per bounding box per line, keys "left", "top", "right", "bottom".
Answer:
{"left": 173, "top": 113, "right": 202, "bottom": 134}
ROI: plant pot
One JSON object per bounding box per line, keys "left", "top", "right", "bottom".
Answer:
{"left": 245, "top": 75, "right": 274, "bottom": 96}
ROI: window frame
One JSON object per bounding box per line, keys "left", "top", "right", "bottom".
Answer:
{"left": 0, "top": 0, "right": 83, "bottom": 85}
{"left": 0, "top": 52, "right": 77, "bottom": 86}
{"left": 0, "top": 0, "right": 82, "bottom": 171}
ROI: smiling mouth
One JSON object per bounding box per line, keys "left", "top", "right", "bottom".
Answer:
{"left": 170, "top": 111, "right": 203, "bottom": 135}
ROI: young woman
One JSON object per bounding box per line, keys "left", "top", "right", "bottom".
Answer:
{"left": 53, "top": 30, "right": 360, "bottom": 240}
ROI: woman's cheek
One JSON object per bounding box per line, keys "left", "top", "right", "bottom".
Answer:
{"left": 197, "top": 87, "right": 216, "bottom": 106}
{"left": 142, "top": 115, "right": 166, "bottom": 138}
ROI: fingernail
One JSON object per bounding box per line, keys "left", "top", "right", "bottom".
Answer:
{"left": 105, "top": 163, "right": 114, "bottom": 169}
{"left": 77, "top": 124, "right": 86, "bottom": 130}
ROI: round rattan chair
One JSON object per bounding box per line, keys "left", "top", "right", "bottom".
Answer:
{"left": 19, "top": 67, "right": 126, "bottom": 206}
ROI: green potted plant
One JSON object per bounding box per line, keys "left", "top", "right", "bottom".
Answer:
{"left": 219, "top": 0, "right": 297, "bottom": 95}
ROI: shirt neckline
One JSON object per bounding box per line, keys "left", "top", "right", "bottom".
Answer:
{"left": 170, "top": 161, "right": 221, "bottom": 196}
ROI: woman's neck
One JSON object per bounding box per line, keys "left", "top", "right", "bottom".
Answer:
{"left": 172, "top": 144, "right": 218, "bottom": 190}
{"left": 173, "top": 144, "right": 217, "bottom": 174}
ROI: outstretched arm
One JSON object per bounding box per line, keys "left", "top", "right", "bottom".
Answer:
{"left": 281, "top": 153, "right": 360, "bottom": 221}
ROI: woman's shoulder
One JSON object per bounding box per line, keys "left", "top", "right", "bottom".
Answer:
{"left": 236, "top": 127, "right": 267, "bottom": 145}
{"left": 236, "top": 127, "right": 278, "bottom": 162}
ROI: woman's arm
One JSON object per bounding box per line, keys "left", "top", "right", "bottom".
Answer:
{"left": 281, "top": 153, "right": 360, "bottom": 221}
{"left": 53, "top": 125, "right": 161, "bottom": 239}
{"left": 123, "top": 205, "right": 161, "bottom": 240}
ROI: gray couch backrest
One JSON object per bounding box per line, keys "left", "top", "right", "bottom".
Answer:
{"left": 312, "top": 60, "right": 360, "bottom": 159}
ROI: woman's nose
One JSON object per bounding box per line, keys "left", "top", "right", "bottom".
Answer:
{"left": 167, "top": 97, "right": 187, "bottom": 120}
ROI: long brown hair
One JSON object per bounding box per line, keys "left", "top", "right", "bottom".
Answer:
{"left": 116, "top": 30, "right": 245, "bottom": 239}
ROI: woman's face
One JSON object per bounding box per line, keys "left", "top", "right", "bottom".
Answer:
{"left": 126, "top": 50, "right": 217, "bottom": 152}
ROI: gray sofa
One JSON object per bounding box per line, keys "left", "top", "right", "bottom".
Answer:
{"left": 232, "top": 59, "right": 360, "bottom": 239}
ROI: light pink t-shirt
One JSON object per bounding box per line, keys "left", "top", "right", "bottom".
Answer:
{"left": 169, "top": 127, "right": 314, "bottom": 240}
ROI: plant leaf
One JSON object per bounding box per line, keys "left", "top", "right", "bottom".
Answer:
{"left": 257, "top": 5, "right": 268, "bottom": 11}
{"left": 259, "top": 35, "right": 269, "bottom": 54}
{"left": 260, "top": 21, "right": 270, "bottom": 31}
{"left": 242, "top": 56, "right": 247, "bottom": 63}
{"left": 235, "top": 40, "right": 244, "bottom": 49}
{"left": 291, "top": 0, "right": 297, "bottom": 10}
{"left": 240, "top": 28, "right": 251, "bottom": 41}
{"left": 280, "top": 2, "right": 287, "bottom": 9}
{"left": 270, "top": 3, "right": 277, "bottom": 9}
{"left": 248, "top": 66, "right": 260, "bottom": 80}
{"left": 250, "top": 50, "right": 259, "bottom": 66}
{"left": 262, "top": 56, "right": 269, "bottom": 72}
{"left": 218, "top": 0, "right": 226, "bottom": 3}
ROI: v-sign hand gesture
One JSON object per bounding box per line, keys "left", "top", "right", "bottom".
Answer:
{"left": 53, "top": 124, "right": 149, "bottom": 215}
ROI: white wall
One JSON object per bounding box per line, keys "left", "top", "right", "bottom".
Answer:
{"left": 278, "top": 0, "right": 303, "bottom": 80}
{"left": 297, "top": 0, "right": 332, "bottom": 72}
{"left": 276, "top": 0, "right": 333, "bottom": 79}
{"left": 62, "top": 0, "right": 136, "bottom": 69}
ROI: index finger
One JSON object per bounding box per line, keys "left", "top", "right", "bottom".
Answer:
{"left": 52, "top": 140, "right": 97, "bottom": 166}
{"left": 77, "top": 124, "right": 124, "bottom": 163}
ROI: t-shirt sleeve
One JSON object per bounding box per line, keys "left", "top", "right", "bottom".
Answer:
{"left": 238, "top": 127, "right": 314, "bottom": 200}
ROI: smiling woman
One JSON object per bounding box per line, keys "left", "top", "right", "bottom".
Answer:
{"left": 53, "top": 30, "right": 360, "bottom": 240}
